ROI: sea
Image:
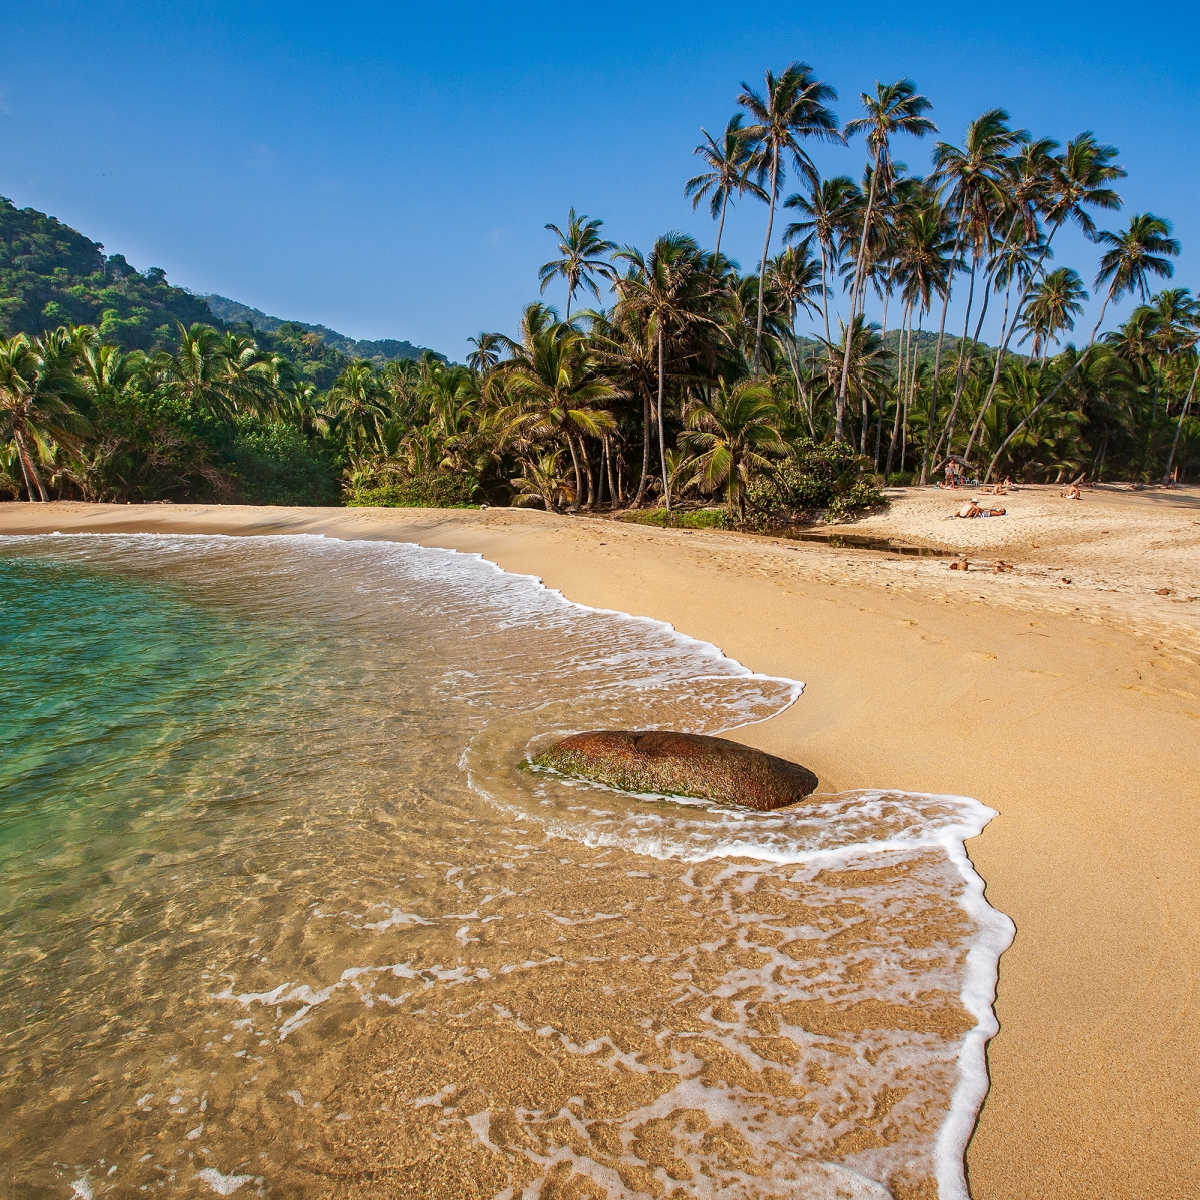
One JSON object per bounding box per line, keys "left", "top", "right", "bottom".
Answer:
{"left": 0, "top": 533, "right": 1012, "bottom": 1200}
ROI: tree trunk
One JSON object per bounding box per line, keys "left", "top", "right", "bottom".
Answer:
{"left": 963, "top": 269, "right": 1016, "bottom": 463}
{"left": 13, "top": 428, "right": 47, "bottom": 501}
{"left": 837, "top": 146, "right": 881, "bottom": 439}
{"left": 715, "top": 193, "right": 728, "bottom": 259}
{"left": 565, "top": 431, "right": 584, "bottom": 508}
{"left": 657, "top": 327, "right": 671, "bottom": 510}
{"left": 886, "top": 300, "right": 913, "bottom": 477}
{"left": 633, "top": 391, "right": 653, "bottom": 505}
{"left": 920, "top": 222, "right": 965, "bottom": 483}
{"left": 752, "top": 146, "right": 779, "bottom": 375}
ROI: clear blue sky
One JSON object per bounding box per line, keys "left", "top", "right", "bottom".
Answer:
{"left": 6, "top": 1, "right": 1198, "bottom": 359}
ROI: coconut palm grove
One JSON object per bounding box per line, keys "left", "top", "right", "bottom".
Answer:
{"left": 2, "top": 63, "right": 1196, "bottom": 517}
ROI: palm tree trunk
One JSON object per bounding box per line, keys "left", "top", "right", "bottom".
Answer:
{"left": 886, "top": 300, "right": 913, "bottom": 476}
{"left": 963, "top": 270, "right": 1017, "bottom": 463}
{"left": 1163, "top": 354, "right": 1199, "bottom": 483}
{"left": 837, "top": 147, "right": 882, "bottom": 438}
{"left": 657, "top": 327, "right": 671, "bottom": 510}
{"left": 818, "top": 238, "right": 833, "bottom": 349}
{"left": 13, "top": 428, "right": 47, "bottom": 501}
{"left": 715, "top": 193, "right": 729, "bottom": 259}
{"left": 565, "top": 431, "right": 584, "bottom": 508}
{"left": 633, "top": 391, "right": 653, "bottom": 506}
{"left": 920, "top": 219, "right": 965, "bottom": 483}
{"left": 752, "top": 146, "right": 779, "bottom": 374}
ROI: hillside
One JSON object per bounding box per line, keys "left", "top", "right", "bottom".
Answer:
{"left": 0, "top": 196, "right": 442, "bottom": 379}
{"left": 205, "top": 295, "right": 438, "bottom": 364}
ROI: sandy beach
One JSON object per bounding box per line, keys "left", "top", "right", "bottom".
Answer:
{"left": 2, "top": 486, "right": 1197, "bottom": 1199}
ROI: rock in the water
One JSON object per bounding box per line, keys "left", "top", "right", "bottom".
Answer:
{"left": 531, "top": 730, "right": 818, "bottom": 811}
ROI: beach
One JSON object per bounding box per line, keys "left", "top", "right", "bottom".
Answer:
{"left": 2, "top": 486, "right": 1197, "bottom": 1199}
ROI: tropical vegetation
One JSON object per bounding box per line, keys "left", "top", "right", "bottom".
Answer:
{"left": 3, "top": 60, "right": 1198, "bottom": 515}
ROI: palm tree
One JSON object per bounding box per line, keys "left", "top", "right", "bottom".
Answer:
{"left": 768, "top": 241, "right": 822, "bottom": 431}
{"left": 538, "top": 209, "right": 616, "bottom": 322}
{"left": 738, "top": 63, "right": 841, "bottom": 372}
{"left": 466, "top": 332, "right": 502, "bottom": 377}
{"left": 327, "top": 361, "right": 392, "bottom": 456}
{"left": 511, "top": 449, "right": 571, "bottom": 513}
{"left": 920, "top": 108, "right": 1025, "bottom": 481}
{"left": 1019, "top": 268, "right": 1089, "bottom": 363}
{"left": 784, "top": 175, "right": 861, "bottom": 349}
{"left": 685, "top": 115, "right": 766, "bottom": 257}
{"left": 965, "top": 132, "right": 1125, "bottom": 463}
{"left": 986, "top": 213, "right": 1180, "bottom": 479}
{"left": 680, "top": 379, "right": 785, "bottom": 518}
{"left": 157, "top": 323, "right": 237, "bottom": 419}
{"left": 614, "top": 234, "right": 725, "bottom": 510}
{"left": 0, "top": 332, "right": 88, "bottom": 500}
{"left": 836, "top": 79, "right": 936, "bottom": 438}
{"left": 497, "top": 306, "right": 616, "bottom": 507}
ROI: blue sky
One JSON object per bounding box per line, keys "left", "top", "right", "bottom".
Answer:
{"left": 5, "top": 1, "right": 1198, "bottom": 358}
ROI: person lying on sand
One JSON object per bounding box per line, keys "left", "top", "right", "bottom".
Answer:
{"left": 955, "top": 500, "right": 1007, "bottom": 518}
{"left": 985, "top": 478, "right": 1011, "bottom": 495}
{"left": 1061, "top": 483, "right": 1081, "bottom": 500}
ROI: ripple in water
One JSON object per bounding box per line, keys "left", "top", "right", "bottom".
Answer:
{"left": 0, "top": 533, "right": 1011, "bottom": 1199}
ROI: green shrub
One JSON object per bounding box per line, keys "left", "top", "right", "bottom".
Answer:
{"left": 744, "top": 439, "right": 886, "bottom": 527}
{"left": 228, "top": 418, "right": 340, "bottom": 506}
{"left": 620, "top": 507, "right": 731, "bottom": 530}
{"left": 345, "top": 472, "right": 480, "bottom": 508}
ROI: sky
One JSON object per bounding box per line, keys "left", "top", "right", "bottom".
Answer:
{"left": 5, "top": 1, "right": 1199, "bottom": 360}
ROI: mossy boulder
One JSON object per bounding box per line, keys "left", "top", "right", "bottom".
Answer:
{"left": 531, "top": 730, "right": 818, "bottom": 811}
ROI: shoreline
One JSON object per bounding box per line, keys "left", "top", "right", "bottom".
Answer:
{"left": 3, "top": 494, "right": 1198, "bottom": 1199}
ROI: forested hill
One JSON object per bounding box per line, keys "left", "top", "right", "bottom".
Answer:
{"left": 204, "top": 295, "right": 437, "bottom": 364}
{"left": 0, "top": 196, "right": 213, "bottom": 348}
{"left": 0, "top": 196, "right": 442, "bottom": 382}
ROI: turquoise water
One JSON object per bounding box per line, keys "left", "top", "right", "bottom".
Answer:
{"left": 0, "top": 534, "right": 1008, "bottom": 1200}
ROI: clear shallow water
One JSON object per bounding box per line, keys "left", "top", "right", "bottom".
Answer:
{"left": 0, "top": 534, "right": 1012, "bottom": 1200}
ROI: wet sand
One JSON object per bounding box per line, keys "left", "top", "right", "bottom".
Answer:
{"left": 3, "top": 489, "right": 1198, "bottom": 1199}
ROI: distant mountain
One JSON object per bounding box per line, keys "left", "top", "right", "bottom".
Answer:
{"left": 204, "top": 295, "right": 441, "bottom": 365}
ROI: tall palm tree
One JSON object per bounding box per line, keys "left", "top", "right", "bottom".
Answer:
{"left": 157, "top": 323, "right": 237, "bottom": 419}
{"left": 680, "top": 379, "right": 785, "bottom": 518}
{"left": 497, "top": 307, "right": 616, "bottom": 507}
{"left": 986, "top": 213, "right": 1180, "bottom": 479}
{"left": 738, "top": 63, "right": 841, "bottom": 373}
{"left": 1019, "top": 268, "right": 1089, "bottom": 363}
{"left": 538, "top": 209, "right": 616, "bottom": 322}
{"left": 614, "top": 234, "right": 725, "bottom": 510}
{"left": 327, "top": 362, "right": 392, "bottom": 457}
{"left": 920, "top": 108, "right": 1025, "bottom": 480}
{"left": 685, "top": 115, "right": 766, "bottom": 257}
{"left": 784, "top": 175, "right": 861, "bottom": 349}
{"left": 768, "top": 241, "right": 822, "bottom": 431}
{"left": 466, "top": 332, "right": 502, "bottom": 378}
{"left": 836, "top": 79, "right": 936, "bottom": 438}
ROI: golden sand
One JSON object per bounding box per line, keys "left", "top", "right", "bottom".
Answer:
{"left": 2, "top": 486, "right": 1197, "bottom": 1199}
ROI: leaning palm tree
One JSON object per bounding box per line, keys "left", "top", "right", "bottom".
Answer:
{"left": 738, "top": 63, "right": 841, "bottom": 372}
{"left": 684, "top": 115, "right": 766, "bottom": 257}
{"left": 538, "top": 209, "right": 616, "bottom": 322}
{"left": 1019, "top": 268, "right": 1089, "bottom": 363}
{"left": 614, "top": 234, "right": 726, "bottom": 510}
{"left": 836, "top": 79, "right": 936, "bottom": 438}
{"left": 680, "top": 379, "right": 785, "bottom": 519}
{"left": 986, "top": 213, "right": 1180, "bottom": 479}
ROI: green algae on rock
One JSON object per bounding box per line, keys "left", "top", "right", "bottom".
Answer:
{"left": 531, "top": 730, "right": 818, "bottom": 811}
